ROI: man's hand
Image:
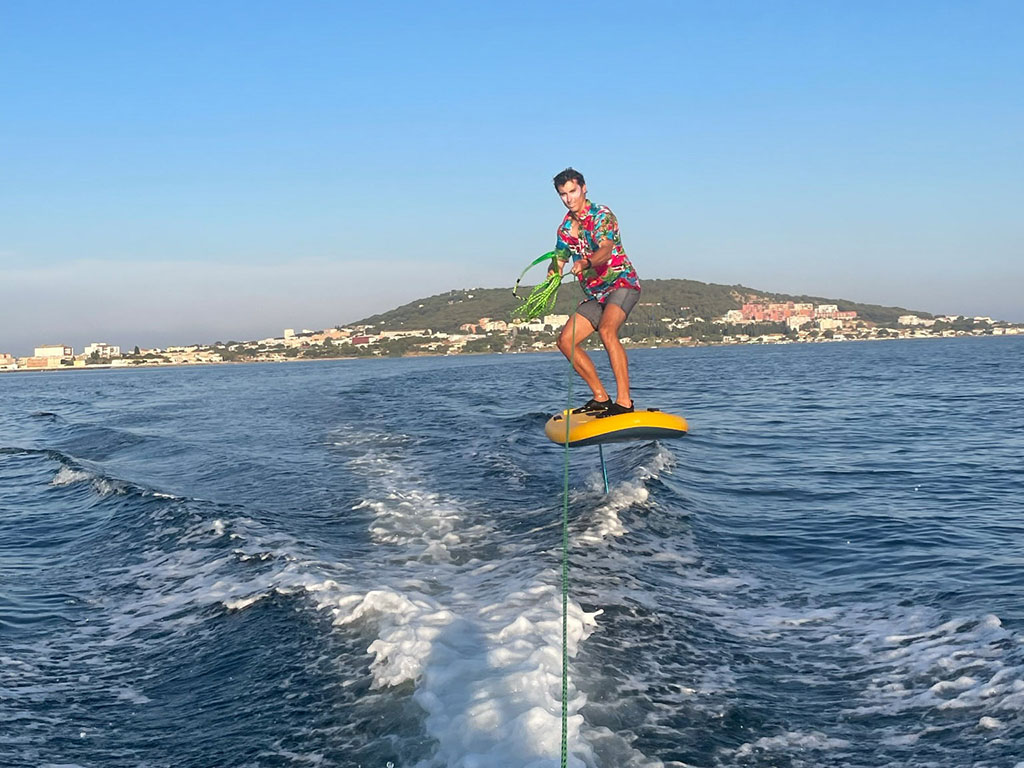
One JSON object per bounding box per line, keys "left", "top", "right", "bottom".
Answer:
{"left": 570, "top": 241, "right": 612, "bottom": 276}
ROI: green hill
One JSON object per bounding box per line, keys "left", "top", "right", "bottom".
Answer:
{"left": 351, "top": 278, "right": 930, "bottom": 332}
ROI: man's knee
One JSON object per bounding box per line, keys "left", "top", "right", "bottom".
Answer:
{"left": 599, "top": 323, "right": 621, "bottom": 345}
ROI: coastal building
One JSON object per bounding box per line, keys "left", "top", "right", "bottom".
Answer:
{"left": 510, "top": 320, "right": 547, "bottom": 333}
{"left": 380, "top": 329, "right": 432, "bottom": 339}
{"left": 787, "top": 316, "right": 813, "bottom": 330}
{"left": 898, "top": 315, "right": 936, "bottom": 327}
{"left": 739, "top": 302, "right": 854, "bottom": 323}
{"left": 20, "top": 356, "right": 63, "bottom": 369}
{"left": 83, "top": 342, "right": 121, "bottom": 358}
{"left": 0, "top": 353, "right": 16, "bottom": 370}
{"left": 35, "top": 344, "right": 73, "bottom": 358}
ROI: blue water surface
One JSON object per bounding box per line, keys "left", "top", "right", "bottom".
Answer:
{"left": 1, "top": 337, "right": 1023, "bottom": 768}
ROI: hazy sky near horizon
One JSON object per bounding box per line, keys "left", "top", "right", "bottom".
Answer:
{"left": 2, "top": 1, "right": 1022, "bottom": 355}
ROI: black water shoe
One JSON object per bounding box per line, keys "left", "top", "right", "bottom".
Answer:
{"left": 572, "top": 398, "right": 611, "bottom": 414}
{"left": 597, "top": 401, "right": 634, "bottom": 418}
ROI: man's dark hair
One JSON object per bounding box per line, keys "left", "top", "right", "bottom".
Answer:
{"left": 553, "top": 167, "right": 585, "bottom": 189}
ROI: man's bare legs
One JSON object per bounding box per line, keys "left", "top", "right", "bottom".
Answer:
{"left": 557, "top": 305, "right": 631, "bottom": 406}
{"left": 557, "top": 314, "right": 608, "bottom": 402}
{"left": 597, "top": 304, "right": 630, "bottom": 407}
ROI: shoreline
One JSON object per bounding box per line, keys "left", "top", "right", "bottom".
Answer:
{"left": 2, "top": 332, "right": 1019, "bottom": 375}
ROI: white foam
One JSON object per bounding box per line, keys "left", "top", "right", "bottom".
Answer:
{"left": 849, "top": 612, "right": 1024, "bottom": 721}
{"left": 732, "top": 730, "right": 850, "bottom": 757}
{"left": 87, "top": 511, "right": 353, "bottom": 644}
{"left": 572, "top": 445, "right": 674, "bottom": 546}
{"left": 575, "top": 483, "right": 648, "bottom": 545}
{"left": 327, "top": 578, "right": 599, "bottom": 768}
{"left": 321, "top": 425, "right": 693, "bottom": 766}
{"left": 223, "top": 593, "right": 268, "bottom": 611}
{"left": 114, "top": 686, "right": 151, "bottom": 705}
{"left": 90, "top": 477, "right": 124, "bottom": 496}
{"left": 50, "top": 466, "right": 92, "bottom": 486}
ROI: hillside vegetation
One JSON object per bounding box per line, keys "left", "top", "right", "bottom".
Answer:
{"left": 353, "top": 278, "right": 930, "bottom": 332}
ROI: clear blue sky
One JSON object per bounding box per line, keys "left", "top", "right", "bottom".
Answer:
{"left": 2, "top": 1, "right": 1022, "bottom": 355}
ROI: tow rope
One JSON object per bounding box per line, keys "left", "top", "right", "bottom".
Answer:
{"left": 511, "top": 252, "right": 577, "bottom": 765}
{"left": 560, "top": 311, "right": 576, "bottom": 768}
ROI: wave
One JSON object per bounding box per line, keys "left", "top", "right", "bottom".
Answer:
{"left": 307, "top": 424, "right": 688, "bottom": 767}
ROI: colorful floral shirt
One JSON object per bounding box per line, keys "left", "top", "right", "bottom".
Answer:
{"left": 555, "top": 200, "right": 640, "bottom": 303}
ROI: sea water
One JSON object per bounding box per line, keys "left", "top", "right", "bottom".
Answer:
{"left": 1, "top": 336, "right": 1023, "bottom": 768}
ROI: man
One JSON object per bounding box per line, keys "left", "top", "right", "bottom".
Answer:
{"left": 550, "top": 168, "right": 641, "bottom": 417}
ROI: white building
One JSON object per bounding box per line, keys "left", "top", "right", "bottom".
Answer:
{"left": 724, "top": 309, "right": 744, "bottom": 323}
{"left": 35, "top": 344, "right": 73, "bottom": 358}
{"left": 787, "top": 316, "right": 812, "bottom": 330}
{"left": 518, "top": 321, "right": 547, "bottom": 333}
{"left": 899, "top": 315, "right": 937, "bottom": 328}
{"left": 83, "top": 342, "right": 121, "bottom": 358}
{"left": 380, "top": 329, "right": 432, "bottom": 339}
{"left": 815, "top": 305, "right": 839, "bottom": 318}
{"left": 542, "top": 314, "right": 570, "bottom": 327}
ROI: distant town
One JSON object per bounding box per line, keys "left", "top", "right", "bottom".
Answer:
{"left": 2, "top": 300, "right": 1021, "bottom": 372}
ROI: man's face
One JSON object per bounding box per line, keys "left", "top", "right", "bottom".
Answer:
{"left": 557, "top": 180, "right": 588, "bottom": 217}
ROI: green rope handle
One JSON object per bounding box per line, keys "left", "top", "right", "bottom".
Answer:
{"left": 511, "top": 251, "right": 567, "bottom": 321}
{"left": 512, "top": 250, "right": 559, "bottom": 299}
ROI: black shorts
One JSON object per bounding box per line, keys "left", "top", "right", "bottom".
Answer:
{"left": 576, "top": 288, "right": 641, "bottom": 328}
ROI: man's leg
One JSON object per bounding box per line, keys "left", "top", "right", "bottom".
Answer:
{"left": 557, "top": 313, "right": 609, "bottom": 401}
{"left": 598, "top": 304, "right": 631, "bottom": 407}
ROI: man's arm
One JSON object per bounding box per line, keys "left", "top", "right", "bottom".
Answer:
{"left": 575, "top": 208, "right": 619, "bottom": 273}
{"left": 570, "top": 240, "right": 613, "bottom": 275}
{"left": 548, "top": 254, "right": 566, "bottom": 277}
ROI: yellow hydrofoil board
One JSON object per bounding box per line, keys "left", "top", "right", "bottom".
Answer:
{"left": 545, "top": 407, "right": 688, "bottom": 448}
